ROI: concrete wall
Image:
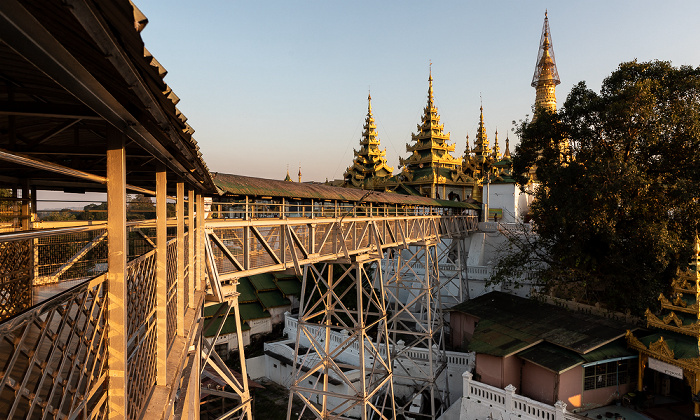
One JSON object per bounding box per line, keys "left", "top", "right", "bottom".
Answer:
{"left": 503, "top": 355, "right": 522, "bottom": 392}
{"left": 521, "top": 362, "right": 557, "bottom": 404}
{"left": 449, "top": 312, "right": 478, "bottom": 351}
{"left": 245, "top": 355, "right": 267, "bottom": 380}
{"left": 476, "top": 354, "right": 503, "bottom": 387}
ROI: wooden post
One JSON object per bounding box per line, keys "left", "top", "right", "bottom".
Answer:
{"left": 106, "top": 126, "right": 128, "bottom": 419}
{"left": 156, "top": 165, "right": 167, "bottom": 385}
{"left": 188, "top": 189, "right": 195, "bottom": 308}
{"left": 177, "top": 182, "right": 185, "bottom": 336}
{"left": 197, "top": 194, "right": 205, "bottom": 292}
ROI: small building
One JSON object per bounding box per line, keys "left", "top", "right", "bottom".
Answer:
{"left": 449, "top": 291, "right": 638, "bottom": 410}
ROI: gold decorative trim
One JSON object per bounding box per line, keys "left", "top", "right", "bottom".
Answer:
{"left": 649, "top": 337, "right": 675, "bottom": 359}
{"left": 662, "top": 312, "right": 684, "bottom": 327}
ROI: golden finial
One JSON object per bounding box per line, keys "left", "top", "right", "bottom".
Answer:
{"left": 368, "top": 89, "right": 372, "bottom": 113}
{"left": 298, "top": 164, "right": 302, "bottom": 183}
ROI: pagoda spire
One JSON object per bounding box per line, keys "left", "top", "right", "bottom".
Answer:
{"left": 343, "top": 92, "right": 394, "bottom": 188}
{"left": 532, "top": 11, "right": 560, "bottom": 113}
{"left": 472, "top": 105, "right": 491, "bottom": 165}
{"left": 399, "top": 69, "right": 460, "bottom": 177}
{"left": 493, "top": 129, "right": 501, "bottom": 160}
{"left": 503, "top": 134, "right": 511, "bottom": 159}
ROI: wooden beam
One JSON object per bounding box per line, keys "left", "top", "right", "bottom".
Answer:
{"left": 0, "top": 101, "right": 99, "bottom": 119}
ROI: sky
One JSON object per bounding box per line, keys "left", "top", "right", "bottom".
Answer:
{"left": 136, "top": 0, "right": 700, "bottom": 183}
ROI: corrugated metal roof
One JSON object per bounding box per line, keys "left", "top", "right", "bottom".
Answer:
{"left": 212, "top": 172, "right": 480, "bottom": 209}
{"left": 248, "top": 273, "right": 277, "bottom": 291}
{"left": 258, "top": 290, "right": 291, "bottom": 309}
{"left": 450, "top": 291, "right": 634, "bottom": 355}
{"left": 517, "top": 342, "right": 584, "bottom": 373}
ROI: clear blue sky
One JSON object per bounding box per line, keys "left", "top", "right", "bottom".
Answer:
{"left": 137, "top": 1, "right": 700, "bottom": 182}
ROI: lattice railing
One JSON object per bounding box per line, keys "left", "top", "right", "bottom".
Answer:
{"left": 166, "top": 238, "right": 177, "bottom": 351}
{"left": 207, "top": 215, "right": 477, "bottom": 282}
{"left": 0, "top": 239, "right": 32, "bottom": 322}
{"left": 35, "top": 228, "right": 108, "bottom": 286}
{"left": 126, "top": 250, "right": 157, "bottom": 419}
{"left": 0, "top": 275, "right": 108, "bottom": 418}
{"left": 183, "top": 231, "right": 190, "bottom": 311}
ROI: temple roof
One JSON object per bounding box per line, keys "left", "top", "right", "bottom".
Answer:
{"left": 400, "top": 70, "right": 461, "bottom": 174}
{"left": 344, "top": 93, "right": 394, "bottom": 188}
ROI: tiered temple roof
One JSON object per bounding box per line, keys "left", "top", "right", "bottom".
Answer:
{"left": 399, "top": 71, "right": 462, "bottom": 178}
{"left": 343, "top": 94, "right": 394, "bottom": 188}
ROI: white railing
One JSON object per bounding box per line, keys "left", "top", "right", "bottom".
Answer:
{"left": 284, "top": 313, "right": 473, "bottom": 368}
{"left": 467, "top": 265, "right": 491, "bottom": 280}
{"left": 461, "top": 371, "right": 579, "bottom": 420}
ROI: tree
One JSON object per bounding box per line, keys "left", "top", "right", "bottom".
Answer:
{"left": 495, "top": 60, "right": 700, "bottom": 315}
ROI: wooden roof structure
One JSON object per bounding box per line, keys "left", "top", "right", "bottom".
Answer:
{"left": 0, "top": 0, "right": 215, "bottom": 195}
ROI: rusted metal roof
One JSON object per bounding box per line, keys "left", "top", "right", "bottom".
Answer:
{"left": 212, "top": 172, "right": 480, "bottom": 209}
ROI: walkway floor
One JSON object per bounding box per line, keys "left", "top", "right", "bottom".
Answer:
{"left": 580, "top": 401, "right": 693, "bottom": 420}
{"left": 579, "top": 405, "right": 651, "bottom": 420}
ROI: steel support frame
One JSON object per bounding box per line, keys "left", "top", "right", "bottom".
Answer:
{"left": 287, "top": 259, "right": 395, "bottom": 420}
{"left": 383, "top": 243, "right": 450, "bottom": 419}
{"left": 435, "top": 236, "right": 469, "bottom": 307}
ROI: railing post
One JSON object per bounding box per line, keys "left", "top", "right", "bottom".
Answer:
{"left": 505, "top": 384, "right": 516, "bottom": 413}
{"left": 156, "top": 165, "right": 167, "bottom": 385}
{"left": 177, "top": 182, "right": 185, "bottom": 336}
{"left": 106, "top": 126, "right": 128, "bottom": 419}
{"left": 462, "top": 371, "right": 472, "bottom": 399}
{"left": 188, "top": 189, "right": 195, "bottom": 308}
{"left": 554, "top": 400, "right": 567, "bottom": 420}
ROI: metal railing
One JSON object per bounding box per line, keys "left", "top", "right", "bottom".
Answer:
{"left": 0, "top": 215, "right": 199, "bottom": 419}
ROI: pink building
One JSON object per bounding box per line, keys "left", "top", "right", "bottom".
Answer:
{"left": 449, "top": 292, "right": 638, "bottom": 410}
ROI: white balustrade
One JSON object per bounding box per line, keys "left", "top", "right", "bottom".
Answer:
{"left": 461, "top": 371, "right": 575, "bottom": 420}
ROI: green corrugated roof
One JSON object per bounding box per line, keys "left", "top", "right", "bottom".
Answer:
{"left": 249, "top": 273, "right": 277, "bottom": 291}
{"left": 203, "top": 302, "right": 231, "bottom": 318}
{"left": 237, "top": 277, "right": 258, "bottom": 302}
{"left": 637, "top": 330, "right": 700, "bottom": 360}
{"left": 258, "top": 290, "right": 291, "bottom": 309}
{"left": 580, "top": 338, "right": 636, "bottom": 364}
{"left": 467, "top": 318, "right": 541, "bottom": 357}
{"left": 212, "top": 172, "right": 475, "bottom": 209}
{"left": 517, "top": 342, "right": 584, "bottom": 373}
{"left": 239, "top": 302, "right": 270, "bottom": 321}
{"left": 450, "top": 291, "right": 633, "bottom": 355}
{"left": 203, "top": 314, "right": 251, "bottom": 337}
{"left": 273, "top": 273, "right": 302, "bottom": 296}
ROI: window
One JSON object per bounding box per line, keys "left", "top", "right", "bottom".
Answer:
{"left": 583, "top": 359, "right": 637, "bottom": 391}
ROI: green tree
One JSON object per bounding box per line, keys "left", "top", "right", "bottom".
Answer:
{"left": 495, "top": 60, "right": 700, "bottom": 315}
